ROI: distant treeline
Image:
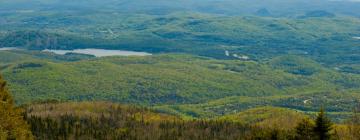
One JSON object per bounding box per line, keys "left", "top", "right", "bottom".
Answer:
{"left": 24, "top": 102, "right": 360, "bottom": 140}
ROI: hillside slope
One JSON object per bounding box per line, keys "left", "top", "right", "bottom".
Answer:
{"left": 25, "top": 101, "right": 311, "bottom": 140}
{"left": 1, "top": 51, "right": 359, "bottom": 119}
{"left": 25, "top": 101, "right": 360, "bottom": 140}
{"left": 1, "top": 12, "right": 359, "bottom": 66}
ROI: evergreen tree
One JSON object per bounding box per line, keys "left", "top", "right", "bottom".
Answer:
{"left": 295, "top": 118, "right": 315, "bottom": 140}
{"left": 313, "top": 107, "right": 333, "bottom": 140}
{"left": 0, "top": 75, "right": 33, "bottom": 139}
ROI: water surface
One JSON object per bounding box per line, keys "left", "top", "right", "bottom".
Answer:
{"left": 0, "top": 47, "right": 19, "bottom": 51}
{"left": 43, "top": 49, "right": 152, "bottom": 57}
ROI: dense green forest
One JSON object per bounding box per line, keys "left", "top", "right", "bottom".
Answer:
{"left": 1, "top": 78, "right": 360, "bottom": 139}
{"left": 23, "top": 101, "right": 360, "bottom": 140}
{"left": 0, "top": 13, "right": 359, "bottom": 66}
{"left": 0, "top": 0, "right": 360, "bottom": 139}
{"left": 0, "top": 0, "right": 359, "bottom": 66}
{"left": 0, "top": 51, "right": 359, "bottom": 121}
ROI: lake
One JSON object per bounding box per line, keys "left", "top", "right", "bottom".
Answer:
{"left": 0, "top": 47, "right": 19, "bottom": 51}
{"left": 42, "top": 49, "right": 152, "bottom": 57}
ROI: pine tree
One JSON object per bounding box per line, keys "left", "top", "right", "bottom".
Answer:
{"left": 313, "top": 107, "right": 333, "bottom": 140}
{"left": 295, "top": 118, "right": 315, "bottom": 140}
{"left": 0, "top": 74, "right": 33, "bottom": 139}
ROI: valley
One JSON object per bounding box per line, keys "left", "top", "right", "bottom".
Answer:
{"left": 1, "top": 50, "right": 359, "bottom": 122}
{"left": 0, "top": 0, "right": 360, "bottom": 139}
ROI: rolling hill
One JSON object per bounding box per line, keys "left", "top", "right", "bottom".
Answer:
{"left": 1, "top": 50, "right": 359, "bottom": 121}
{"left": 0, "top": 0, "right": 359, "bottom": 139}
{"left": 24, "top": 101, "right": 305, "bottom": 140}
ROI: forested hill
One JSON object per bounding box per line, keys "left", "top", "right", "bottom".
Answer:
{"left": 1, "top": 13, "right": 359, "bottom": 66}
{"left": 1, "top": 51, "right": 360, "bottom": 120}
{"left": 24, "top": 101, "right": 359, "bottom": 140}
{"left": 0, "top": 73, "right": 359, "bottom": 139}
{"left": 0, "top": 0, "right": 359, "bottom": 139}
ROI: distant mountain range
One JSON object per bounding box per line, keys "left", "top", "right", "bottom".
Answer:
{"left": 1, "top": 0, "right": 359, "bottom": 17}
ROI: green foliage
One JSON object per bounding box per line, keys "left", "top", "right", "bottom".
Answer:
{"left": 0, "top": 1, "right": 359, "bottom": 138}
{"left": 345, "top": 105, "right": 360, "bottom": 139}
{"left": 1, "top": 11, "right": 359, "bottom": 66}
{"left": 24, "top": 102, "right": 299, "bottom": 140}
{"left": 314, "top": 108, "right": 334, "bottom": 140}
{"left": 295, "top": 118, "right": 315, "bottom": 140}
{"left": 24, "top": 101, "right": 360, "bottom": 140}
{"left": 219, "top": 106, "right": 306, "bottom": 128}
{"left": 0, "top": 2, "right": 359, "bottom": 123}
{"left": 1, "top": 51, "right": 359, "bottom": 120}
{"left": 0, "top": 74, "right": 33, "bottom": 139}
